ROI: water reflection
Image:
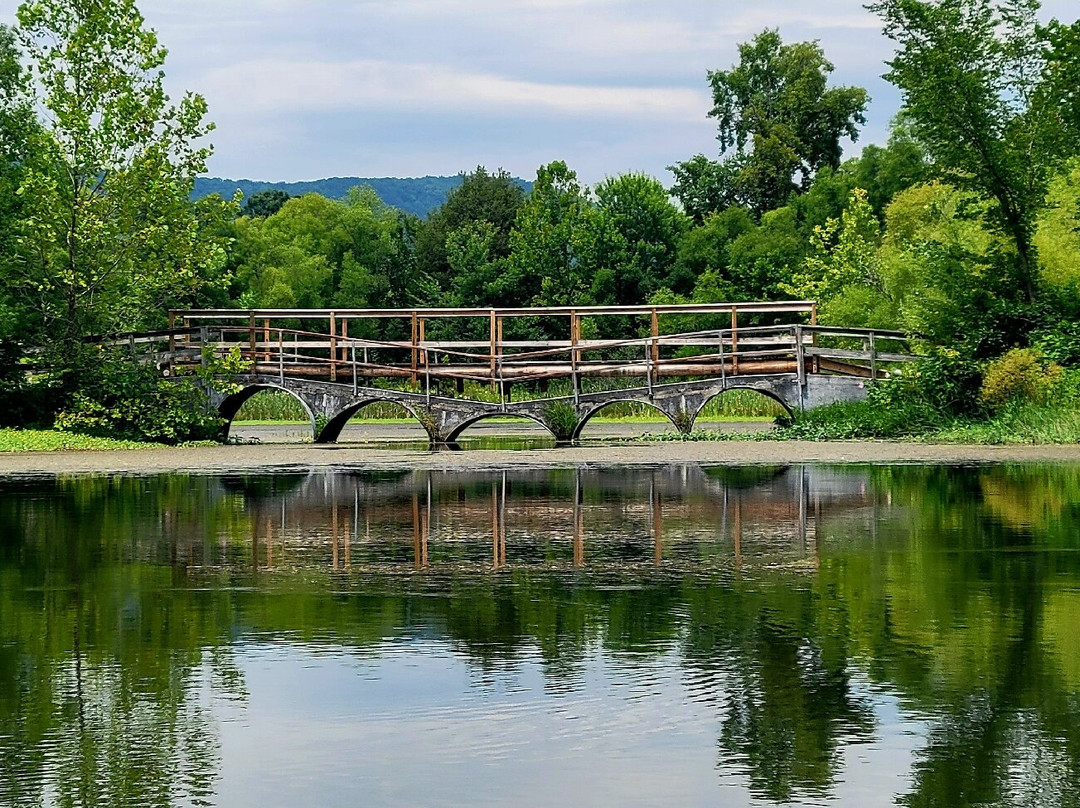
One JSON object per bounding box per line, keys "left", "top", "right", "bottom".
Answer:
{"left": 1, "top": 464, "right": 1080, "bottom": 807}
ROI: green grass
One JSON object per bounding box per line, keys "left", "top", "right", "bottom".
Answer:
{"left": 0, "top": 429, "right": 170, "bottom": 452}
{"left": 652, "top": 400, "right": 1080, "bottom": 445}
{"left": 926, "top": 404, "right": 1080, "bottom": 444}
{"left": 232, "top": 388, "right": 785, "bottom": 423}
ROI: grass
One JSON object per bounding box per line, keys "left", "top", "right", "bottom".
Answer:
{"left": 232, "top": 387, "right": 786, "bottom": 423}
{"left": 0, "top": 429, "right": 170, "bottom": 453}
{"left": 926, "top": 404, "right": 1080, "bottom": 444}
{"left": 650, "top": 400, "right": 1080, "bottom": 445}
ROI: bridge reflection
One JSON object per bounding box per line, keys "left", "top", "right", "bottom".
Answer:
{"left": 234, "top": 465, "right": 887, "bottom": 573}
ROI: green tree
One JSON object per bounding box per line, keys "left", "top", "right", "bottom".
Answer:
{"left": 667, "top": 154, "right": 739, "bottom": 225}
{"left": 10, "top": 0, "right": 220, "bottom": 344}
{"left": 242, "top": 188, "right": 291, "bottom": 218}
{"left": 593, "top": 172, "right": 690, "bottom": 302}
{"left": 700, "top": 29, "right": 869, "bottom": 215}
{"left": 415, "top": 166, "right": 525, "bottom": 293}
{"left": 507, "top": 161, "right": 594, "bottom": 308}
{"left": 869, "top": 0, "right": 1080, "bottom": 302}
{"left": 784, "top": 189, "right": 898, "bottom": 328}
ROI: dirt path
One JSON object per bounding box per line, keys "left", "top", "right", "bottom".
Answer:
{"left": 3, "top": 436, "right": 1080, "bottom": 476}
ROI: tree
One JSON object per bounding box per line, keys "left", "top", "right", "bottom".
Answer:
{"left": 507, "top": 161, "right": 593, "bottom": 308}
{"left": 593, "top": 173, "right": 690, "bottom": 302}
{"left": 667, "top": 155, "right": 739, "bottom": 225}
{"left": 242, "top": 189, "right": 290, "bottom": 218}
{"left": 415, "top": 166, "right": 525, "bottom": 293}
{"left": 868, "top": 0, "right": 1080, "bottom": 302}
{"left": 698, "top": 29, "right": 869, "bottom": 215}
{"left": 10, "top": 0, "right": 219, "bottom": 344}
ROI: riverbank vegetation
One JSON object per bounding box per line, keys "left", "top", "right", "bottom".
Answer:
{"left": 1, "top": 0, "right": 1079, "bottom": 445}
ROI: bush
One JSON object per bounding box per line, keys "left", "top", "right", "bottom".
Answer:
{"left": 1032, "top": 322, "right": 1080, "bottom": 367}
{"left": 979, "top": 348, "right": 1062, "bottom": 411}
{"left": 55, "top": 352, "right": 225, "bottom": 444}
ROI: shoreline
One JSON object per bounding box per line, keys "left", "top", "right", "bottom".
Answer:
{"left": 3, "top": 439, "right": 1080, "bottom": 476}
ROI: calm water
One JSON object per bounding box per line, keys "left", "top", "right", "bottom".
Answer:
{"left": 2, "top": 464, "right": 1080, "bottom": 807}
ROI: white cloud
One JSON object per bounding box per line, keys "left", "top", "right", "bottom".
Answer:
{"left": 200, "top": 59, "right": 707, "bottom": 121}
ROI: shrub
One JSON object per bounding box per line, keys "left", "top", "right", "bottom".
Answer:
{"left": 979, "top": 348, "right": 1062, "bottom": 411}
{"left": 1032, "top": 322, "right": 1080, "bottom": 367}
{"left": 55, "top": 352, "right": 225, "bottom": 444}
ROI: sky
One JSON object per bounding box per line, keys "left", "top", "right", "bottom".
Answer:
{"left": 1, "top": 0, "right": 1076, "bottom": 185}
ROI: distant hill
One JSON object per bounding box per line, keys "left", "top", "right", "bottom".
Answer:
{"left": 193, "top": 175, "right": 532, "bottom": 218}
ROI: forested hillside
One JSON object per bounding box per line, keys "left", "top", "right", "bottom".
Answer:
{"left": 193, "top": 175, "right": 532, "bottom": 218}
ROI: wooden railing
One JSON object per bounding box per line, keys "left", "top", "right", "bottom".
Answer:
{"left": 69, "top": 304, "right": 917, "bottom": 403}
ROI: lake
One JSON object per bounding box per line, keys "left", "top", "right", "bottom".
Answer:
{"left": 1, "top": 463, "right": 1079, "bottom": 807}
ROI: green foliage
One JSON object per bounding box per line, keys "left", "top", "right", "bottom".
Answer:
{"left": 978, "top": 348, "right": 1062, "bottom": 410}
{"left": 785, "top": 189, "right": 890, "bottom": 323}
{"left": 11, "top": 0, "right": 222, "bottom": 343}
{"left": 706, "top": 29, "right": 869, "bottom": 214}
{"left": 415, "top": 166, "right": 525, "bottom": 294}
{"left": 878, "top": 182, "right": 1025, "bottom": 354}
{"left": 593, "top": 172, "right": 689, "bottom": 301}
{"left": 507, "top": 161, "right": 594, "bottom": 309}
{"left": 194, "top": 175, "right": 512, "bottom": 219}
{"left": 1033, "top": 158, "right": 1080, "bottom": 293}
{"left": 242, "top": 189, "right": 290, "bottom": 218}
{"left": 667, "top": 154, "right": 740, "bottom": 224}
{"left": 0, "top": 428, "right": 174, "bottom": 452}
{"left": 869, "top": 0, "right": 1080, "bottom": 301}
{"left": 1032, "top": 321, "right": 1080, "bottom": 367}
{"left": 542, "top": 400, "right": 580, "bottom": 442}
{"left": 55, "top": 353, "right": 224, "bottom": 444}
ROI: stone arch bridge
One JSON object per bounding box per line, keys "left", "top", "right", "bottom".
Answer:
{"left": 142, "top": 303, "right": 912, "bottom": 446}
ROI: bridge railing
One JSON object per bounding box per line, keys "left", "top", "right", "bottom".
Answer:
{"left": 84, "top": 304, "right": 915, "bottom": 403}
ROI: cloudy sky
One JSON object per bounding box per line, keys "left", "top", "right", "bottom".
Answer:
{"left": 2, "top": 0, "right": 1076, "bottom": 185}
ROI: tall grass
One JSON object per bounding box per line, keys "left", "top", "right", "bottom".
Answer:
{"left": 929, "top": 403, "right": 1080, "bottom": 444}
{"left": 233, "top": 386, "right": 784, "bottom": 423}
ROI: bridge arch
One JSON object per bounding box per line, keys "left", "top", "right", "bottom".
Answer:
{"left": 317, "top": 398, "right": 429, "bottom": 444}
{"left": 217, "top": 384, "right": 317, "bottom": 441}
{"left": 572, "top": 399, "right": 678, "bottom": 442}
{"left": 691, "top": 385, "right": 792, "bottom": 432}
{"left": 445, "top": 413, "right": 556, "bottom": 445}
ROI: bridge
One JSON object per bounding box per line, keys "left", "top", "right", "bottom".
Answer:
{"left": 136, "top": 302, "right": 912, "bottom": 445}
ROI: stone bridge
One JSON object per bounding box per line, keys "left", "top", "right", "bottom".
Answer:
{"left": 209, "top": 372, "right": 872, "bottom": 445}
{"left": 134, "top": 304, "right": 914, "bottom": 445}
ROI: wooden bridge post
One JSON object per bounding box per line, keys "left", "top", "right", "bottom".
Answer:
{"left": 651, "top": 308, "right": 660, "bottom": 387}
{"left": 167, "top": 311, "right": 175, "bottom": 377}
{"left": 496, "top": 315, "right": 506, "bottom": 407}
{"left": 489, "top": 310, "right": 497, "bottom": 393}
{"left": 870, "top": 332, "right": 878, "bottom": 381}
{"left": 263, "top": 318, "right": 270, "bottom": 362}
{"left": 811, "top": 303, "right": 819, "bottom": 374}
{"left": 795, "top": 325, "right": 806, "bottom": 387}
{"left": 570, "top": 311, "right": 581, "bottom": 403}
{"left": 731, "top": 308, "right": 739, "bottom": 375}
{"left": 330, "top": 311, "right": 338, "bottom": 383}
{"left": 248, "top": 313, "right": 256, "bottom": 367}
{"left": 278, "top": 329, "right": 284, "bottom": 385}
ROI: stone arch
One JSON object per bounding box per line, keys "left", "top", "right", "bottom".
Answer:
{"left": 444, "top": 413, "right": 556, "bottom": 444}
{"left": 217, "top": 384, "right": 317, "bottom": 441}
{"left": 691, "top": 385, "right": 793, "bottom": 431}
{"left": 317, "top": 398, "right": 429, "bottom": 444}
{"left": 571, "top": 399, "right": 678, "bottom": 442}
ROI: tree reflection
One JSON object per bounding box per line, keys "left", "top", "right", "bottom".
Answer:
{"left": 1, "top": 464, "right": 1080, "bottom": 806}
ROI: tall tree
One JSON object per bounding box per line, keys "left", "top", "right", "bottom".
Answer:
{"left": 593, "top": 173, "right": 689, "bottom": 302}
{"left": 679, "top": 30, "right": 868, "bottom": 216}
{"left": 11, "top": 0, "right": 218, "bottom": 344}
{"left": 869, "top": 0, "right": 1080, "bottom": 302}
{"left": 414, "top": 166, "right": 525, "bottom": 293}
